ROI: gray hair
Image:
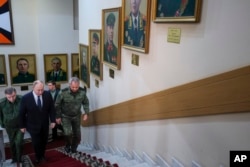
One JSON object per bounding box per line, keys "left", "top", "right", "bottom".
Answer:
{"left": 51, "top": 57, "right": 62, "bottom": 63}
{"left": 33, "top": 80, "right": 44, "bottom": 87}
{"left": 69, "top": 77, "right": 80, "bottom": 84}
{"left": 4, "top": 87, "right": 16, "bottom": 95}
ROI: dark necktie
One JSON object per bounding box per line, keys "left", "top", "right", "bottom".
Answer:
{"left": 54, "top": 72, "right": 58, "bottom": 81}
{"left": 134, "top": 18, "right": 138, "bottom": 42}
{"left": 134, "top": 18, "right": 138, "bottom": 31}
{"left": 37, "top": 96, "right": 42, "bottom": 109}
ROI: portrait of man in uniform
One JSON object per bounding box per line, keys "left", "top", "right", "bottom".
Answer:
{"left": 152, "top": 0, "right": 202, "bottom": 23}
{"left": 9, "top": 54, "right": 37, "bottom": 85}
{"left": 0, "top": 55, "right": 7, "bottom": 85}
{"left": 89, "top": 30, "right": 103, "bottom": 80}
{"left": 156, "top": 0, "right": 196, "bottom": 17}
{"left": 71, "top": 53, "right": 80, "bottom": 78}
{"left": 79, "top": 44, "right": 90, "bottom": 87}
{"left": 122, "top": 0, "right": 150, "bottom": 53}
{"left": 103, "top": 8, "right": 121, "bottom": 70}
{"left": 44, "top": 54, "right": 68, "bottom": 83}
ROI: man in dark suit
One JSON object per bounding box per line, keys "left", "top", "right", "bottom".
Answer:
{"left": 47, "top": 80, "right": 63, "bottom": 141}
{"left": 19, "top": 80, "right": 56, "bottom": 164}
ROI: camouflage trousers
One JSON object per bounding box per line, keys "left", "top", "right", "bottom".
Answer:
{"left": 61, "top": 114, "right": 81, "bottom": 152}
{"left": 6, "top": 127, "right": 24, "bottom": 162}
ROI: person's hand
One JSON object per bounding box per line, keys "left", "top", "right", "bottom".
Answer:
{"left": 56, "top": 118, "right": 61, "bottom": 124}
{"left": 20, "top": 128, "right": 26, "bottom": 133}
{"left": 50, "top": 122, "right": 56, "bottom": 129}
{"left": 82, "top": 114, "right": 88, "bottom": 121}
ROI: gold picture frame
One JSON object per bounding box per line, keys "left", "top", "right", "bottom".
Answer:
{"left": 0, "top": 55, "right": 7, "bottom": 85}
{"left": 122, "top": 0, "right": 151, "bottom": 53}
{"left": 102, "top": 7, "right": 121, "bottom": 70}
{"left": 0, "top": 0, "right": 15, "bottom": 45}
{"left": 152, "top": 0, "right": 202, "bottom": 23}
{"left": 44, "top": 53, "right": 68, "bottom": 83}
{"left": 89, "top": 29, "right": 103, "bottom": 80}
{"left": 79, "top": 43, "right": 90, "bottom": 88}
{"left": 71, "top": 53, "right": 79, "bottom": 78}
{"left": 8, "top": 54, "right": 37, "bottom": 85}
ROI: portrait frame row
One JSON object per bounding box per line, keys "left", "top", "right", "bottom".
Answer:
{"left": 121, "top": 0, "right": 202, "bottom": 53}
{"left": 78, "top": 0, "right": 202, "bottom": 88}
{"left": 0, "top": 53, "right": 80, "bottom": 86}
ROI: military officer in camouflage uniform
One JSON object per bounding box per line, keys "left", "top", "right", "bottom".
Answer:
{"left": 55, "top": 77, "right": 89, "bottom": 153}
{"left": 104, "top": 12, "right": 118, "bottom": 65}
{"left": 124, "top": 0, "right": 146, "bottom": 48}
{"left": 0, "top": 87, "right": 24, "bottom": 166}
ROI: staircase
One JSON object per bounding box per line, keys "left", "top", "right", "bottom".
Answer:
{"left": 56, "top": 143, "right": 171, "bottom": 167}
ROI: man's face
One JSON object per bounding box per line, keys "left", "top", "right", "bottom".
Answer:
{"left": 47, "top": 83, "right": 56, "bottom": 91}
{"left": 51, "top": 59, "right": 61, "bottom": 71}
{"left": 70, "top": 81, "right": 80, "bottom": 93}
{"left": 106, "top": 24, "right": 114, "bottom": 43}
{"left": 17, "top": 60, "right": 29, "bottom": 74}
{"left": 83, "top": 53, "right": 87, "bottom": 65}
{"left": 6, "top": 92, "right": 16, "bottom": 103}
{"left": 33, "top": 82, "right": 44, "bottom": 96}
{"left": 92, "top": 39, "right": 98, "bottom": 56}
{"left": 130, "top": 0, "right": 141, "bottom": 16}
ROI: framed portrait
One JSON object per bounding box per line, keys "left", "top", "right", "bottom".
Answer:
{"left": 71, "top": 53, "right": 79, "bottom": 78}
{"left": 8, "top": 54, "right": 37, "bottom": 85}
{"left": 44, "top": 53, "right": 68, "bottom": 83}
{"left": 0, "top": 55, "right": 7, "bottom": 85}
{"left": 89, "top": 29, "right": 103, "bottom": 80}
{"left": 0, "top": 0, "right": 15, "bottom": 45}
{"left": 102, "top": 7, "right": 121, "bottom": 70}
{"left": 152, "top": 0, "right": 202, "bottom": 23}
{"left": 122, "top": 0, "right": 151, "bottom": 53}
{"left": 79, "top": 44, "right": 90, "bottom": 88}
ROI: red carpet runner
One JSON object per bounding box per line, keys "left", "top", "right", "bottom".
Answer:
{"left": 5, "top": 136, "right": 65, "bottom": 159}
{"left": 28, "top": 149, "right": 89, "bottom": 167}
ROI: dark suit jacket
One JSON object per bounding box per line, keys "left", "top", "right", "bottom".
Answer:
{"left": 19, "top": 91, "right": 56, "bottom": 134}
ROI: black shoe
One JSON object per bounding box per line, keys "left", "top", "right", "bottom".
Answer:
{"left": 35, "top": 159, "right": 40, "bottom": 164}
{"left": 11, "top": 160, "right": 17, "bottom": 164}
{"left": 64, "top": 146, "right": 71, "bottom": 153}
{"left": 71, "top": 149, "right": 77, "bottom": 153}
{"left": 40, "top": 157, "right": 46, "bottom": 162}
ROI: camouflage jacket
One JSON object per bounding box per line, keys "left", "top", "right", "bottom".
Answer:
{"left": 55, "top": 87, "right": 89, "bottom": 118}
{"left": 0, "top": 95, "right": 22, "bottom": 128}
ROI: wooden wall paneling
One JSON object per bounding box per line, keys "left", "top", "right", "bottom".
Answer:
{"left": 82, "top": 65, "right": 250, "bottom": 126}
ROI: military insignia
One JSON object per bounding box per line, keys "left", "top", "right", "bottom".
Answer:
{"left": 139, "top": 36, "right": 144, "bottom": 48}
{"left": 127, "top": 36, "right": 131, "bottom": 43}
{"left": 130, "top": 39, "right": 133, "bottom": 46}
{"left": 128, "top": 16, "right": 132, "bottom": 29}
{"left": 158, "top": 4, "right": 162, "bottom": 11}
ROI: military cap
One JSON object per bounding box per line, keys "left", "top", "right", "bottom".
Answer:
{"left": 93, "top": 33, "right": 99, "bottom": 44}
{"left": 106, "top": 13, "right": 116, "bottom": 26}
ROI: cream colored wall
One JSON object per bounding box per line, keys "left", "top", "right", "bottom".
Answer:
{"left": 0, "top": 0, "right": 78, "bottom": 95}
{"left": 79, "top": 0, "right": 250, "bottom": 166}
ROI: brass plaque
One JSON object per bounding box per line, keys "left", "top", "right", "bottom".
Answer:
{"left": 167, "top": 28, "right": 181, "bottom": 44}
{"left": 131, "top": 54, "right": 139, "bottom": 66}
